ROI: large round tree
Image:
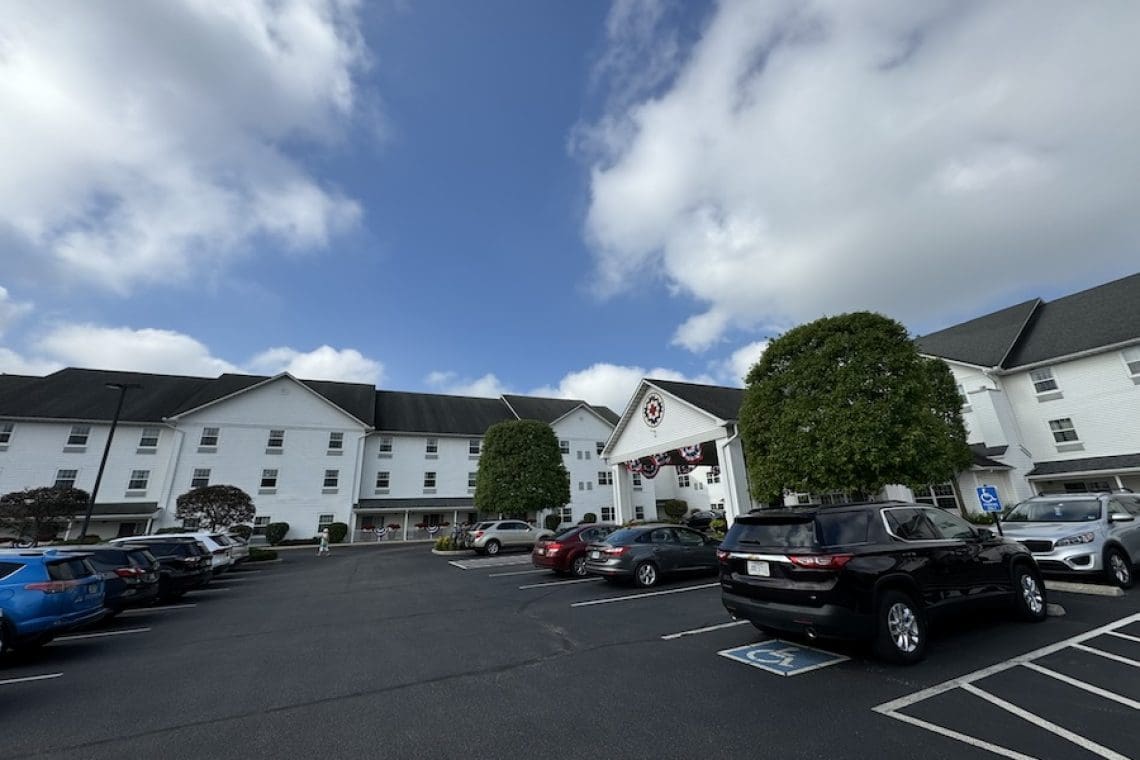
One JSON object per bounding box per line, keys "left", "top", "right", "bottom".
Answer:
{"left": 0, "top": 487, "right": 89, "bottom": 542}
{"left": 475, "top": 420, "right": 570, "bottom": 519}
{"left": 740, "top": 312, "right": 971, "bottom": 502}
{"left": 176, "top": 484, "right": 255, "bottom": 530}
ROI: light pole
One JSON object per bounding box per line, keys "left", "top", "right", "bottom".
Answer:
{"left": 79, "top": 382, "right": 141, "bottom": 539}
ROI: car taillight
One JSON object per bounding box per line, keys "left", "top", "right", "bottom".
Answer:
{"left": 25, "top": 581, "right": 76, "bottom": 594}
{"left": 604, "top": 547, "right": 628, "bottom": 556}
{"left": 716, "top": 549, "right": 730, "bottom": 563}
{"left": 788, "top": 554, "right": 853, "bottom": 570}
{"left": 115, "top": 567, "right": 145, "bottom": 579}
{"left": 545, "top": 542, "right": 563, "bottom": 554}
{"left": 474, "top": 531, "right": 484, "bottom": 539}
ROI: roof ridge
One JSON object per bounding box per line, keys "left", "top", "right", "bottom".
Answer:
{"left": 997, "top": 297, "right": 1044, "bottom": 369}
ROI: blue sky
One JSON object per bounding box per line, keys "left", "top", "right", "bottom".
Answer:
{"left": 2, "top": 1, "right": 1139, "bottom": 412}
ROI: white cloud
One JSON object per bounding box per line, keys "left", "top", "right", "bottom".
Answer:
{"left": 583, "top": 1, "right": 1140, "bottom": 348}
{"left": 245, "top": 345, "right": 383, "bottom": 385}
{"left": 719, "top": 340, "right": 769, "bottom": 385}
{"left": 0, "top": 347, "right": 61, "bottom": 377}
{"left": 424, "top": 371, "right": 508, "bottom": 398}
{"left": 531, "top": 362, "right": 715, "bottom": 414}
{"left": 0, "top": 0, "right": 365, "bottom": 292}
{"left": 0, "top": 286, "right": 32, "bottom": 336}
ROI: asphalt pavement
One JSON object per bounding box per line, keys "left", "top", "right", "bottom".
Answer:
{"left": 1, "top": 545, "right": 1137, "bottom": 760}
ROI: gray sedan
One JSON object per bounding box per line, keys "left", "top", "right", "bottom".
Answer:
{"left": 583, "top": 524, "right": 720, "bottom": 587}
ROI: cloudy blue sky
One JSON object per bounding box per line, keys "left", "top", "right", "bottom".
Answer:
{"left": 1, "top": 0, "right": 1138, "bottom": 412}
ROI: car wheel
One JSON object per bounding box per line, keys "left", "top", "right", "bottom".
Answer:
{"left": 634, "top": 561, "right": 659, "bottom": 588}
{"left": 1105, "top": 547, "right": 1134, "bottom": 589}
{"left": 1011, "top": 564, "right": 1047, "bottom": 622}
{"left": 484, "top": 540, "right": 501, "bottom": 557}
{"left": 874, "top": 590, "right": 926, "bottom": 665}
{"left": 0, "top": 619, "right": 10, "bottom": 653}
{"left": 571, "top": 554, "right": 588, "bottom": 577}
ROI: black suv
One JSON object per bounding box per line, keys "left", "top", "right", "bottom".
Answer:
{"left": 719, "top": 501, "right": 1047, "bottom": 663}
{"left": 56, "top": 544, "right": 161, "bottom": 615}
{"left": 118, "top": 538, "right": 211, "bottom": 601}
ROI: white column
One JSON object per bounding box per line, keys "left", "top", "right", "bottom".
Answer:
{"left": 613, "top": 464, "right": 633, "bottom": 525}
{"left": 716, "top": 433, "right": 751, "bottom": 526}
{"left": 403, "top": 509, "right": 409, "bottom": 542}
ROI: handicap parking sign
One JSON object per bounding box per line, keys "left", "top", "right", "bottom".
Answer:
{"left": 976, "top": 486, "right": 1003, "bottom": 513}
{"left": 718, "top": 640, "right": 848, "bottom": 677}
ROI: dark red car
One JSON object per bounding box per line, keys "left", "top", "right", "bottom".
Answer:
{"left": 532, "top": 524, "right": 617, "bottom": 576}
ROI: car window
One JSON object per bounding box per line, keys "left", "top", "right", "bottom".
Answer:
{"left": 47, "top": 557, "right": 95, "bottom": 580}
{"left": 649, "top": 528, "right": 677, "bottom": 544}
{"left": 675, "top": 528, "right": 703, "bottom": 546}
{"left": 1004, "top": 499, "right": 1101, "bottom": 522}
{"left": 883, "top": 508, "right": 940, "bottom": 541}
{"left": 815, "top": 512, "right": 871, "bottom": 546}
{"left": 128, "top": 550, "right": 156, "bottom": 568}
{"left": 1122, "top": 498, "right": 1140, "bottom": 517}
{"left": 88, "top": 551, "right": 124, "bottom": 571}
{"left": 1107, "top": 500, "right": 1128, "bottom": 517}
{"left": 579, "top": 528, "right": 598, "bottom": 542}
{"left": 211, "top": 535, "right": 232, "bottom": 546}
{"left": 0, "top": 561, "right": 22, "bottom": 580}
{"left": 923, "top": 509, "right": 976, "bottom": 540}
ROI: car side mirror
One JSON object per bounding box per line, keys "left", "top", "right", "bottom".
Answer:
{"left": 1109, "top": 512, "right": 1134, "bottom": 523}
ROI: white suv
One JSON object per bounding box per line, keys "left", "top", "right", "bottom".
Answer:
{"left": 466, "top": 520, "right": 553, "bottom": 556}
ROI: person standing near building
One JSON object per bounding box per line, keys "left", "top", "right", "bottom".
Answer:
{"left": 318, "top": 528, "right": 330, "bottom": 557}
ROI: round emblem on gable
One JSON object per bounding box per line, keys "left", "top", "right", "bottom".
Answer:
{"left": 642, "top": 393, "right": 664, "bottom": 428}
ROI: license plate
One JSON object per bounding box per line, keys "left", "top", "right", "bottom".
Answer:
{"left": 590, "top": 550, "right": 600, "bottom": 560}
{"left": 747, "top": 560, "right": 770, "bottom": 577}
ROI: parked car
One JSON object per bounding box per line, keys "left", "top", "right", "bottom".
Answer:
{"left": 467, "top": 520, "right": 553, "bottom": 556}
{"left": 55, "top": 544, "right": 160, "bottom": 615}
{"left": 108, "top": 537, "right": 211, "bottom": 601}
{"left": 684, "top": 509, "right": 725, "bottom": 531}
{"left": 533, "top": 524, "right": 617, "bottom": 576}
{"left": 223, "top": 534, "right": 250, "bottom": 565}
{"left": 114, "top": 532, "right": 234, "bottom": 574}
{"left": 584, "top": 524, "right": 720, "bottom": 587}
{"left": 718, "top": 502, "right": 1047, "bottom": 664}
{"left": 0, "top": 549, "right": 106, "bottom": 652}
{"left": 1000, "top": 492, "right": 1140, "bottom": 588}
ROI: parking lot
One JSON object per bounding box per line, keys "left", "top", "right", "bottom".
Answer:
{"left": 2, "top": 545, "right": 1138, "bottom": 759}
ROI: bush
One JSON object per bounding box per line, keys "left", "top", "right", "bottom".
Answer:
{"left": 964, "top": 513, "right": 995, "bottom": 525}
{"left": 228, "top": 524, "right": 253, "bottom": 540}
{"left": 708, "top": 518, "right": 728, "bottom": 537}
{"left": 248, "top": 547, "right": 278, "bottom": 562}
{"left": 581, "top": 512, "right": 597, "bottom": 523}
{"left": 659, "top": 499, "right": 688, "bottom": 522}
{"left": 265, "top": 522, "right": 290, "bottom": 546}
{"left": 327, "top": 522, "right": 349, "bottom": 544}
{"left": 434, "top": 535, "right": 458, "bottom": 551}
{"left": 544, "top": 513, "right": 561, "bottom": 531}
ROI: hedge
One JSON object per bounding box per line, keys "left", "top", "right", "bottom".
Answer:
{"left": 265, "top": 522, "right": 290, "bottom": 546}
{"left": 327, "top": 522, "right": 349, "bottom": 543}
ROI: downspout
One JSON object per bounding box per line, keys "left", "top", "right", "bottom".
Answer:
{"left": 158, "top": 422, "right": 186, "bottom": 529}
{"left": 348, "top": 430, "right": 369, "bottom": 544}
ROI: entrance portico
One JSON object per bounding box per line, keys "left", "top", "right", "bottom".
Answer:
{"left": 603, "top": 379, "right": 753, "bottom": 524}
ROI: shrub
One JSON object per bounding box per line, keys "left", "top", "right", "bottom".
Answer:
{"left": 659, "top": 499, "right": 688, "bottom": 522}
{"left": 228, "top": 524, "right": 253, "bottom": 540}
{"left": 544, "top": 513, "right": 561, "bottom": 531}
{"left": 327, "top": 522, "right": 349, "bottom": 544}
{"left": 248, "top": 547, "right": 278, "bottom": 562}
{"left": 581, "top": 512, "right": 597, "bottom": 523}
{"left": 964, "top": 513, "right": 995, "bottom": 525}
{"left": 434, "top": 535, "right": 457, "bottom": 551}
{"left": 265, "top": 522, "right": 290, "bottom": 545}
{"left": 708, "top": 518, "right": 728, "bottom": 537}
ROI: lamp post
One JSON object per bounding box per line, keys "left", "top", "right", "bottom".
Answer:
{"left": 79, "top": 382, "right": 141, "bottom": 539}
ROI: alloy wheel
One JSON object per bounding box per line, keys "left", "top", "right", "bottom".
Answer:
{"left": 636, "top": 563, "right": 657, "bottom": 587}
{"left": 887, "top": 602, "right": 920, "bottom": 654}
{"left": 1110, "top": 553, "right": 1131, "bottom": 585}
{"left": 572, "top": 555, "right": 587, "bottom": 577}
{"left": 1020, "top": 573, "right": 1044, "bottom": 616}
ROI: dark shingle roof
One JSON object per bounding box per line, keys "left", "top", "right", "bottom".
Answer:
{"left": 915, "top": 300, "right": 1040, "bottom": 368}
{"left": 969, "top": 443, "right": 1010, "bottom": 469}
{"left": 1028, "top": 453, "right": 1140, "bottom": 477}
{"left": 593, "top": 407, "right": 620, "bottom": 425}
{"left": 375, "top": 391, "right": 516, "bottom": 435}
{"left": 917, "top": 272, "right": 1140, "bottom": 370}
{"left": 647, "top": 379, "right": 744, "bottom": 421}
{"left": 502, "top": 395, "right": 587, "bottom": 424}
{"left": 0, "top": 368, "right": 211, "bottom": 423}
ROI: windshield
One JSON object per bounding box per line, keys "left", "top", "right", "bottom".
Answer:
{"left": 1004, "top": 499, "right": 1102, "bottom": 523}
{"left": 599, "top": 528, "right": 643, "bottom": 545}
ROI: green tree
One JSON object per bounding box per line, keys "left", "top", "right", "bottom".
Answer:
{"left": 175, "top": 484, "right": 255, "bottom": 530}
{"left": 0, "top": 487, "right": 89, "bottom": 543}
{"left": 740, "top": 312, "right": 971, "bottom": 502}
{"left": 475, "top": 420, "right": 570, "bottom": 519}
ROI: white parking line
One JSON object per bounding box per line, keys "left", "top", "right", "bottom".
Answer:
{"left": 661, "top": 620, "right": 750, "bottom": 640}
{"left": 1070, "top": 643, "right": 1140, "bottom": 668}
{"left": 449, "top": 555, "right": 533, "bottom": 570}
{"left": 884, "top": 711, "right": 1036, "bottom": 760}
{"left": 55, "top": 627, "right": 150, "bottom": 642}
{"left": 0, "top": 673, "right": 63, "bottom": 687}
{"left": 119, "top": 603, "right": 198, "bottom": 616}
{"left": 517, "top": 578, "right": 600, "bottom": 590}
{"left": 571, "top": 582, "right": 719, "bottom": 608}
{"left": 1107, "top": 630, "right": 1140, "bottom": 644}
{"left": 488, "top": 568, "right": 548, "bottom": 578}
{"left": 192, "top": 586, "right": 232, "bottom": 592}
{"left": 1021, "top": 662, "right": 1140, "bottom": 710}
{"left": 961, "top": 683, "right": 1131, "bottom": 760}
{"left": 213, "top": 575, "right": 252, "bottom": 582}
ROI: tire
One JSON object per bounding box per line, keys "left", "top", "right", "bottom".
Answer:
{"left": 1105, "top": 547, "right": 1134, "bottom": 589}
{"left": 1011, "top": 564, "right": 1047, "bottom": 622}
{"left": 0, "top": 619, "right": 10, "bottom": 653}
{"left": 633, "top": 561, "right": 659, "bottom": 588}
{"left": 570, "top": 554, "right": 588, "bottom": 577}
{"left": 874, "top": 590, "right": 926, "bottom": 665}
{"left": 484, "top": 540, "right": 501, "bottom": 557}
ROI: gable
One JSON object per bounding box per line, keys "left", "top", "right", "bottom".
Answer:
{"left": 175, "top": 375, "right": 367, "bottom": 428}
{"left": 550, "top": 406, "right": 615, "bottom": 440}
{"left": 605, "top": 381, "right": 727, "bottom": 463}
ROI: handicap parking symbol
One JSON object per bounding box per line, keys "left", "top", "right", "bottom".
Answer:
{"left": 718, "top": 640, "right": 849, "bottom": 677}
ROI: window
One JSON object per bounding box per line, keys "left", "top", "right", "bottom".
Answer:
{"left": 601, "top": 506, "right": 614, "bottom": 521}
{"left": 423, "top": 471, "right": 436, "bottom": 488}
{"left": 578, "top": 481, "right": 585, "bottom": 491}
{"left": 913, "top": 483, "right": 958, "bottom": 510}
{"left": 576, "top": 451, "right": 583, "bottom": 460}
{"left": 707, "top": 467, "right": 721, "bottom": 484}
{"left": 883, "top": 508, "right": 939, "bottom": 541}
{"left": 559, "top": 439, "right": 569, "bottom": 455}
{"left": 182, "top": 517, "right": 201, "bottom": 529}
{"left": 0, "top": 422, "right": 12, "bottom": 445}
{"left": 375, "top": 471, "right": 390, "bottom": 489}
{"left": 924, "top": 509, "right": 976, "bottom": 540}
{"left": 318, "top": 514, "right": 334, "bottom": 531}
{"left": 795, "top": 493, "right": 812, "bottom": 505}
{"left": 584, "top": 450, "right": 591, "bottom": 460}
{"left": 1049, "top": 418, "right": 1079, "bottom": 443}
{"left": 596, "top": 441, "right": 606, "bottom": 455}
{"left": 328, "top": 432, "right": 344, "bottom": 451}
{"left": 138, "top": 427, "right": 160, "bottom": 448}
{"left": 677, "top": 474, "right": 690, "bottom": 488}
{"left": 378, "top": 436, "right": 393, "bottom": 454}
{"left": 253, "top": 516, "right": 270, "bottom": 535}
{"left": 1030, "top": 367, "right": 1059, "bottom": 394}
{"left": 54, "top": 469, "right": 78, "bottom": 489}
{"left": 261, "top": 469, "right": 278, "bottom": 488}
{"left": 818, "top": 492, "right": 851, "bottom": 506}
{"left": 424, "top": 513, "right": 444, "bottom": 527}
{"left": 634, "top": 505, "right": 645, "bottom": 520}
{"left": 323, "top": 469, "right": 339, "bottom": 489}
{"left": 1123, "top": 346, "right": 1140, "bottom": 377}
{"left": 957, "top": 384, "right": 972, "bottom": 411}
{"left": 677, "top": 528, "right": 704, "bottom": 546}
{"left": 127, "top": 470, "right": 150, "bottom": 491}
{"left": 469, "top": 439, "right": 481, "bottom": 455}
{"left": 586, "top": 481, "right": 593, "bottom": 490}
{"left": 468, "top": 471, "right": 477, "bottom": 488}
{"left": 598, "top": 471, "right": 613, "bottom": 486}
{"left": 267, "top": 429, "right": 285, "bottom": 449}
{"left": 559, "top": 506, "right": 573, "bottom": 524}
{"left": 67, "top": 425, "right": 91, "bottom": 446}
{"left": 191, "top": 468, "right": 210, "bottom": 489}
{"left": 200, "top": 427, "right": 219, "bottom": 447}
{"left": 632, "top": 474, "right": 642, "bottom": 488}
{"left": 426, "top": 438, "right": 438, "bottom": 455}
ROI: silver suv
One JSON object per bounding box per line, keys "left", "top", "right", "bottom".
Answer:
{"left": 1001, "top": 492, "right": 1140, "bottom": 588}
{"left": 467, "top": 520, "right": 552, "bottom": 556}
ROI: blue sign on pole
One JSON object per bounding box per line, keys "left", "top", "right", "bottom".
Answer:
{"left": 718, "top": 640, "right": 848, "bottom": 677}
{"left": 977, "top": 486, "right": 1003, "bottom": 513}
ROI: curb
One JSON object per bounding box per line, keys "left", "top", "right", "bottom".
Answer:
{"left": 245, "top": 558, "right": 283, "bottom": 565}
{"left": 269, "top": 540, "right": 435, "bottom": 552}
{"left": 431, "top": 549, "right": 475, "bottom": 557}
{"left": 1044, "top": 580, "right": 1125, "bottom": 597}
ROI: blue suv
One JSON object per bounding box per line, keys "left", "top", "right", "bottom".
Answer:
{"left": 0, "top": 550, "right": 106, "bottom": 653}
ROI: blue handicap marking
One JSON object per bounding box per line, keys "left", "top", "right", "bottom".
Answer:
{"left": 976, "top": 485, "right": 1003, "bottom": 513}
{"left": 718, "top": 640, "right": 849, "bottom": 677}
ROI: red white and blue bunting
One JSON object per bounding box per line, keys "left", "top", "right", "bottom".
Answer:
{"left": 623, "top": 442, "right": 718, "bottom": 479}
